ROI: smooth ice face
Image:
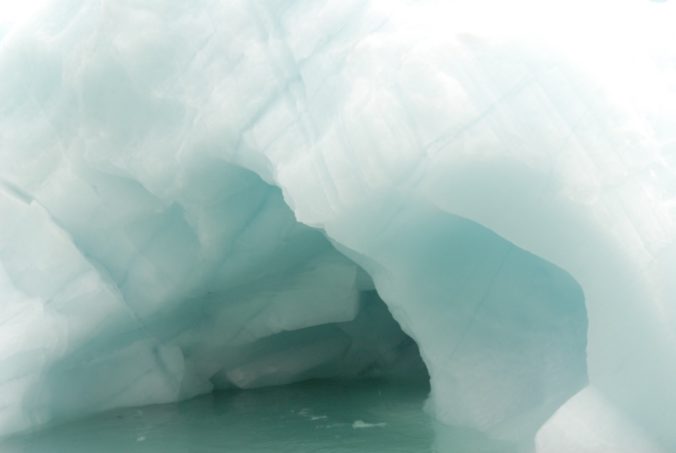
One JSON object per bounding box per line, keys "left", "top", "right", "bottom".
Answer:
{"left": 1, "top": 0, "right": 676, "bottom": 451}
{"left": 330, "top": 199, "right": 588, "bottom": 445}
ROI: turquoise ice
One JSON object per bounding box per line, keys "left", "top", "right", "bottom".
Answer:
{"left": 0, "top": 0, "right": 675, "bottom": 451}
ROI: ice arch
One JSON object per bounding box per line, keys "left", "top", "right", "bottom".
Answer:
{"left": 0, "top": 156, "right": 588, "bottom": 448}
{"left": 1, "top": 0, "right": 675, "bottom": 450}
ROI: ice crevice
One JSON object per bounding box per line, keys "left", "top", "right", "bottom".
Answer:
{"left": 1, "top": 0, "right": 676, "bottom": 451}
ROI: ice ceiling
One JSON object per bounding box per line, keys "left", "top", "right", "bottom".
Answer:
{"left": 1, "top": 0, "right": 676, "bottom": 451}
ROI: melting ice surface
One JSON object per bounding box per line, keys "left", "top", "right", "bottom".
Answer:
{"left": 1, "top": 0, "right": 676, "bottom": 452}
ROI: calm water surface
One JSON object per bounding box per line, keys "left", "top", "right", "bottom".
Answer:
{"left": 1, "top": 379, "right": 512, "bottom": 452}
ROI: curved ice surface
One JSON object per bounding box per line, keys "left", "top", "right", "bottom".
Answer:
{"left": 1, "top": 0, "right": 676, "bottom": 451}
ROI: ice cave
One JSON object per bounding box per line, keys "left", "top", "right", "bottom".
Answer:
{"left": 0, "top": 0, "right": 675, "bottom": 452}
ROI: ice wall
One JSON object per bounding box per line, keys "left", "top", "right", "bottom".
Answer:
{"left": 1, "top": 0, "right": 676, "bottom": 450}
{"left": 0, "top": 158, "right": 426, "bottom": 434}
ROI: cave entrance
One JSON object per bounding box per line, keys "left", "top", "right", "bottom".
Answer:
{"left": 207, "top": 288, "right": 430, "bottom": 390}
{"left": 1, "top": 162, "right": 586, "bottom": 453}
{"left": 168, "top": 164, "right": 587, "bottom": 448}
{"left": 157, "top": 164, "right": 432, "bottom": 396}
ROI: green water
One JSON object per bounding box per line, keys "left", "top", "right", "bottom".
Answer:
{"left": 1, "top": 379, "right": 512, "bottom": 452}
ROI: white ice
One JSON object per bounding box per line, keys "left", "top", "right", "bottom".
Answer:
{"left": 1, "top": 0, "right": 675, "bottom": 451}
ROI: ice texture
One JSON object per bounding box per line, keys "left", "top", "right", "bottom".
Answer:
{"left": 1, "top": 0, "right": 676, "bottom": 451}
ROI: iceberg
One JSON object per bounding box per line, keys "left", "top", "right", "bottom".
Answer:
{"left": 1, "top": 0, "right": 675, "bottom": 451}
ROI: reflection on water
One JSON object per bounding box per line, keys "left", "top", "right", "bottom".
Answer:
{"left": 1, "top": 379, "right": 514, "bottom": 452}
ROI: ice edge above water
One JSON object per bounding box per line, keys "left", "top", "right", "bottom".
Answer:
{"left": 1, "top": 1, "right": 676, "bottom": 452}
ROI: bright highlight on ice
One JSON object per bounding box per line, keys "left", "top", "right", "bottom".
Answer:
{"left": 0, "top": 1, "right": 675, "bottom": 452}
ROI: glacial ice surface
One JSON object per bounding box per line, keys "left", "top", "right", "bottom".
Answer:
{"left": 1, "top": 0, "right": 676, "bottom": 451}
